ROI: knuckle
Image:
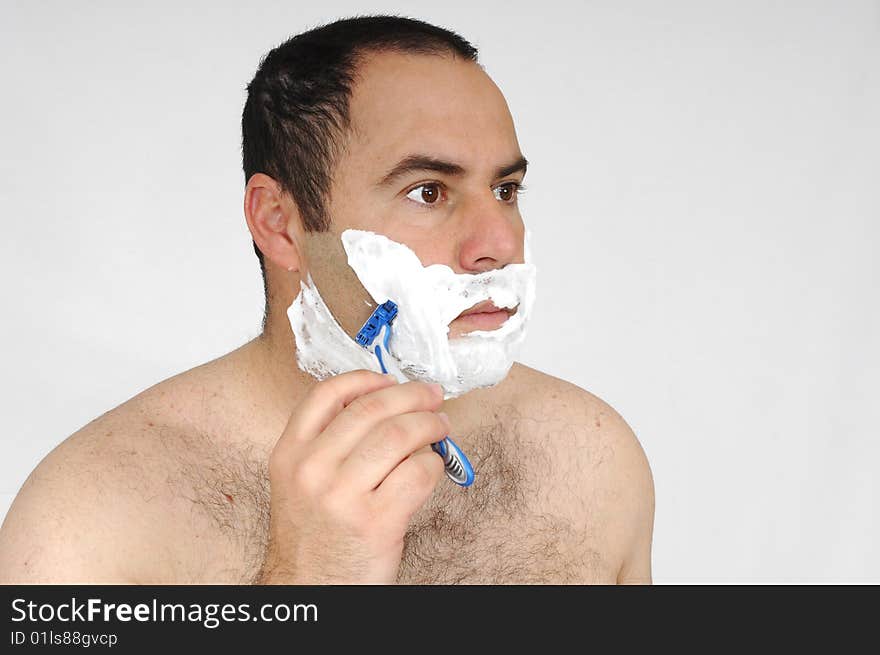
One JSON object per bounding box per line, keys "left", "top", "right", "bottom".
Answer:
{"left": 412, "top": 412, "right": 447, "bottom": 446}
{"left": 348, "top": 395, "right": 386, "bottom": 421}
{"left": 347, "top": 368, "right": 383, "bottom": 383}
{"left": 425, "top": 387, "right": 445, "bottom": 411}
{"left": 314, "top": 369, "right": 361, "bottom": 397}
{"left": 412, "top": 381, "right": 439, "bottom": 405}
{"left": 428, "top": 413, "right": 449, "bottom": 439}
{"left": 331, "top": 370, "right": 387, "bottom": 397}
{"left": 380, "top": 420, "right": 410, "bottom": 452}
{"left": 290, "top": 458, "right": 325, "bottom": 494}
{"left": 311, "top": 376, "right": 343, "bottom": 405}
{"left": 410, "top": 461, "right": 435, "bottom": 490}
{"left": 409, "top": 454, "right": 444, "bottom": 493}
{"left": 357, "top": 420, "right": 408, "bottom": 464}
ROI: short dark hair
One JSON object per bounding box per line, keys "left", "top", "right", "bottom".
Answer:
{"left": 241, "top": 15, "right": 479, "bottom": 323}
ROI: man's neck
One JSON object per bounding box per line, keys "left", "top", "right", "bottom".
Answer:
{"left": 229, "top": 309, "right": 319, "bottom": 443}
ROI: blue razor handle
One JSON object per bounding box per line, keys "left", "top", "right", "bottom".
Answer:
{"left": 356, "top": 300, "right": 475, "bottom": 488}
{"left": 431, "top": 437, "right": 475, "bottom": 487}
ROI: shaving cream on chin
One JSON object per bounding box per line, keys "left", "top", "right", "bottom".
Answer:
{"left": 288, "top": 229, "right": 537, "bottom": 399}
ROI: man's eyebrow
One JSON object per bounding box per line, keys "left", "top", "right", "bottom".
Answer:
{"left": 495, "top": 155, "right": 528, "bottom": 180}
{"left": 376, "top": 154, "right": 529, "bottom": 187}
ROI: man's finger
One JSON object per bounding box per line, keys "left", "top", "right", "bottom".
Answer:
{"left": 373, "top": 445, "right": 446, "bottom": 516}
{"left": 316, "top": 380, "right": 444, "bottom": 461}
{"left": 338, "top": 410, "right": 450, "bottom": 490}
{"left": 280, "top": 370, "right": 397, "bottom": 446}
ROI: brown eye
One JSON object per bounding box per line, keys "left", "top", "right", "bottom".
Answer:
{"left": 406, "top": 183, "right": 443, "bottom": 206}
{"left": 493, "top": 182, "right": 519, "bottom": 203}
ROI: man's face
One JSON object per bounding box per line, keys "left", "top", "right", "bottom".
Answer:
{"left": 300, "top": 51, "right": 527, "bottom": 340}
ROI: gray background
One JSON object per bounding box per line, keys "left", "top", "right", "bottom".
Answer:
{"left": 2, "top": 1, "right": 878, "bottom": 583}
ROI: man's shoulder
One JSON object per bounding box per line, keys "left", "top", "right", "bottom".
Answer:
{"left": 503, "top": 363, "right": 651, "bottom": 482}
{"left": 0, "top": 365, "right": 231, "bottom": 583}
{"left": 503, "top": 362, "right": 655, "bottom": 582}
{"left": 503, "top": 362, "right": 639, "bottom": 440}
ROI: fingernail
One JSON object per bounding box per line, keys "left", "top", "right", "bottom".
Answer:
{"left": 430, "top": 383, "right": 443, "bottom": 397}
{"left": 437, "top": 411, "right": 451, "bottom": 429}
{"left": 383, "top": 373, "right": 398, "bottom": 383}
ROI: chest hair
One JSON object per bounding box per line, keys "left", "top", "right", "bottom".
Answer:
{"left": 396, "top": 416, "right": 586, "bottom": 584}
{"left": 166, "top": 413, "right": 602, "bottom": 584}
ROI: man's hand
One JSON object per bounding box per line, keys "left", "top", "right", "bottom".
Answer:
{"left": 256, "top": 370, "right": 448, "bottom": 584}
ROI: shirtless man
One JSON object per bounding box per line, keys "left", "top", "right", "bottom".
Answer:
{"left": 0, "top": 16, "right": 654, "bottom": 584}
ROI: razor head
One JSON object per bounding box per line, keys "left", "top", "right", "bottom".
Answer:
{"left": 355, "top": 300, "right": 398, "bottom": 347}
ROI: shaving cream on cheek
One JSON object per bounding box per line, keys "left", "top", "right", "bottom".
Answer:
{"left": 288, "top": 229, "right": 537, "bottom": 399}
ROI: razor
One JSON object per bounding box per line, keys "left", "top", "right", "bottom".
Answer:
{"left": 355, "top": 300, "right": 475, "bottom": 487}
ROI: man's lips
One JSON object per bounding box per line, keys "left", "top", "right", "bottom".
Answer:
{"left": 450, "top": 300, "right": 518, "bottom": 332}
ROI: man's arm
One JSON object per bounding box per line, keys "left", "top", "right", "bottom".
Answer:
{"left": 0, "top": 430, "right": 148, "bottom": 584}
{"left": 610, "top": 419, "right": 654, "bottom": 584}
{"left": 522, "top": 372, "right": 655, "bottom": 584}
{"left": 569, "top": 391, "right": 654, "bottom": 585}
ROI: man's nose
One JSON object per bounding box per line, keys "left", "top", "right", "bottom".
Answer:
{"left": 456, "top": 194, "right": 522, "bottom": 274}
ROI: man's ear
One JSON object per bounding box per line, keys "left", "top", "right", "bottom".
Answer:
{"left": 243, "top": 173, "right": 305, "bottom": 273}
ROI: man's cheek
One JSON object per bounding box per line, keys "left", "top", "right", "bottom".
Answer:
{"left": 301, "top": 243, "right": 374, "bottom": 337}
{"left": 289, "top": 226, "right": 535, "bottom": 399}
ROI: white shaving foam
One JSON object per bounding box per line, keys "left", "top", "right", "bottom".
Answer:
{"left": 288, "top": 229, "right": 536, "bottom": 399}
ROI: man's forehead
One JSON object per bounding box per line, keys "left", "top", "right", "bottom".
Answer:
{"left": 346, "top": 50, "right": 519, "bottom": 170}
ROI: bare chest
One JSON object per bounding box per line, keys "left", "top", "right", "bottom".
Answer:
{"left": 173, "top": 422, "right": 616, "bottom": 584}
{"left": 395, "top": 423, "right": 614, "bottom": 584}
